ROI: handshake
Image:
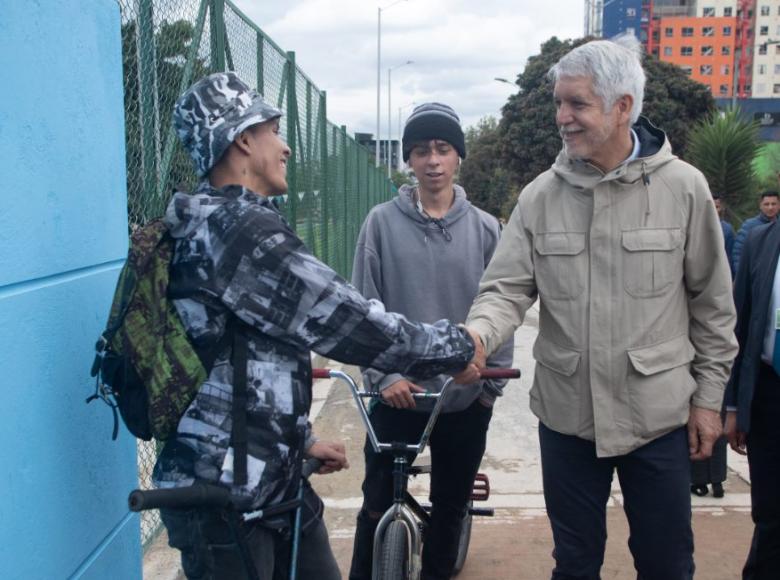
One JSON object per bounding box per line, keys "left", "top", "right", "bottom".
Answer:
{"left": 453, "top": 327, "right": 487, "bottom": 384}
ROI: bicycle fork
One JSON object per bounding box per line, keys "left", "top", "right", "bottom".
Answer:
{"left": 371, "top": 454, "right": 424, "bottom": 580}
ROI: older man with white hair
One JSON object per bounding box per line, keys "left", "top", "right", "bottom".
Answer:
{"left": 464, "top": 36, "right": 738, "bottom": 579}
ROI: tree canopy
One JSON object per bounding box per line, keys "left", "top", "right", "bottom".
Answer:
{"left": 460, "top": 116, "right": 513, "bottom": 217}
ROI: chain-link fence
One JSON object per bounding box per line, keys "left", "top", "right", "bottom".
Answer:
{"left": 116, "top": 0, "right": 394, "bottom": 546}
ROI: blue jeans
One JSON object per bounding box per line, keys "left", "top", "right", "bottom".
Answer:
{"left": 539, "top": 423, "right": 694, "bottom": 580}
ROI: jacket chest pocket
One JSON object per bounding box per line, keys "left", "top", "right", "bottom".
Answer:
{"left": 534, "top": 232, "right": 587, "bottom": 300}
{"left": 621, "top": 228, "right": 683, "bottom": 298}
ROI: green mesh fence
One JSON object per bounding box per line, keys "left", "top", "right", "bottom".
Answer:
{"left": 116, "top": 0, "right": 394, "bottom": 547}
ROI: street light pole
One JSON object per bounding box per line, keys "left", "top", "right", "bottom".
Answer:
{"left": 388, "top": 60, "right": 413, "bottom": 178}
{"left": 376, "top": 0, "right": 408, "bottom": 168}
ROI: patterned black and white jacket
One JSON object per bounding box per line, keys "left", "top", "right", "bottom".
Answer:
{"left": 152, "top": 181, "right": 475, "bottom": 510}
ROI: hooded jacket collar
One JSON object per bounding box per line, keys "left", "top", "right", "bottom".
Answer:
{"left": 164, "top": 180, "right": 279, "bottom": 239}
{"left": 551, "top": 116, "right": 676, "bottom": 190}
{"left": 393, "top": 183, "right": 472, "bottom": 228}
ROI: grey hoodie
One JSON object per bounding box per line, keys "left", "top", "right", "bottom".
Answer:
{"left": 353, "top": 184, "right": 514, "bottom": 412}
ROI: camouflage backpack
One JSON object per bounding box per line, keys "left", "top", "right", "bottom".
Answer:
{"left": 88, "top": 220, "right": 214, "bottom": 441}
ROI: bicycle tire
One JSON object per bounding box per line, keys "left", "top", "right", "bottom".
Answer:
{"left": 452, "top": 502, "right": 473, "bottom": 576}
{"left": 377, "top": 519, "right": 410, "bottom": 580}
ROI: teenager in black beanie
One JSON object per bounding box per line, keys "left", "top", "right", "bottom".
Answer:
{"left": 402, "top": 102, "right": 467, "bottom": 162}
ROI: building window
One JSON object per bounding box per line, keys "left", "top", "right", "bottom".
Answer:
{"left": 745, "top": 84, "right": 752, "bottom": 92}
{"left": 776, "top": 45, "right": 780, "bottom": 54}
{"left": 665, "top": 27, "right": 674, "bottom": 37}
{"left": 775, "top": 64, "right": 780, "bottom": 74}
{"left": 681, "top": 46, "right": 693, "bottom": 56}
{"left": 721, "top": 65, "right": 730, "bottom": 75}
{"left": 627, "top": 7, "right": 636, "bottom": 17}
{"left": 723, "top": 26, "right": 732, "bottom": 36}
{"left": 759, "top": 64, "right": 767, "bottom": 75}
{"left": 724, "top": 7, "right": 732, "bottom": 16}
{"left": 703, "top": 26, "right": 714, "bottom": 37}
{"left": 757, "top": 83, "right": 766, "bottom": 93}
{"left": 760, "top": 26, "right": 769, "bottom": 36}
{"left": 700, "top": 65, "right": 713, "bottom": 75}
{"left": 719, "top": 84, "right": 729, "bottom": 95}
{"left": 774, "top": 84, "right": 780, "bottom": 94}
{"left": 664, "top": 46, "right": 673, "bottom": 56}
{"left": 759, "top": 44, "right": 768, "bottom": 55}
{"left": 703, "top": 6, "right": 715, "bottom": 17}
{"left": 761, "top": 5, "right": 770, "bottom": 16}
{"left": 701, "top": 45, "right": 714, "bottom": 56}
{"left": 682, "top": 27, "right": 694, "bottom": 37}
{"left": 681, "top": 66, "right": 693, "bottom": 76}
{"left": 722, "top": 46, "right": 731, "bottom": 56}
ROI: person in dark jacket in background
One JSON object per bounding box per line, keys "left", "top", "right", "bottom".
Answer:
{"left": 732, "top": 191, "right": 779, "bottom": 273}
{"left": 714, "top": 193, "right": 735, "bottom": 277}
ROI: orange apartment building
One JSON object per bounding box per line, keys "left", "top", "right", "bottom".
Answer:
{"left": 657, "top": 16, "right": 739, "bottom": 97}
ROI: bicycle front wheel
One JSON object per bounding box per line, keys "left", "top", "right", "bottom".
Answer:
{"left": 376, "top": 519, "right": 411, "bottom": 580}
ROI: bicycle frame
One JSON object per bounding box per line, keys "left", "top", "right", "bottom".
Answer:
{"left": 317, "top": 369, "right": 456, "bottom": 580}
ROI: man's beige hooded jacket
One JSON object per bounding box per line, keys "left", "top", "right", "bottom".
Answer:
{"left": 467, "top": 118, "right": 738, "bottom": 457}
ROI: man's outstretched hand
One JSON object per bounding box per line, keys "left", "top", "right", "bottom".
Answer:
{"left": 453, "top": 327, "right": 486, "bottom": 384}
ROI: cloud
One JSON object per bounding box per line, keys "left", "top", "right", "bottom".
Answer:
{"left": 231, "top": 0, "right": 584, "bottom": 132}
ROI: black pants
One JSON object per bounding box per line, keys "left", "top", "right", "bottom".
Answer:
{"left": 743, "top": 364, "right": 780, "bottom": 580}
{"left": 160, "top": 493, "right": 340, "bottom": 580}
{"left": 539, "top": 423, "right": 694, "bottom": 580}
{"left": 348, "top": 399, "right": 493, "bottom": 580}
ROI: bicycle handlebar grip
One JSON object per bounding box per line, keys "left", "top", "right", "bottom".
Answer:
{"left": 479, "top": 368, "right": 521, "bottom": 379}
{"left": 128, "top": 483, "right": 231, "bottom": 512}
{"left": 311, "top": 368, "right": 330, "bottom": 379}
{"left": 302, "top": 458, "right": 323, "bottom": 479}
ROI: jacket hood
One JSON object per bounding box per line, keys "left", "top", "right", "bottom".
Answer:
{"left": 551, "top": 116, "right": 677, "bottom": 190}
{"left": 393, "top": 183, "right": 472, "bottom": 227}
{"left": 164, "top": 181, "right": 276, "bottom": 239}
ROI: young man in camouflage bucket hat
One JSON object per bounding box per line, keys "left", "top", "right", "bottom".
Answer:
{"left": 154, "top": 71, "right": 485, "bottom": 579}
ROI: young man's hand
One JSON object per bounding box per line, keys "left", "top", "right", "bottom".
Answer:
{"left": 687, "top": 406, "right": 723, "bottom": 460}
{"left": 453, "top": 327, "right": 486, "bottom": 384}
{"left": 307, "top": 440, "right": 349, "bottom": 474}
{"left": 381, "top": 379, "right": 425, "bottom": 409}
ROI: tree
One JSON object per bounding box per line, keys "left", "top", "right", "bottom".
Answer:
{"left": 686, "top": 109, "right": 761, "bottom": 220}
{"left": 460, "top": 116, "right": 514, "bottom": 218}
{"left": 498, "top": 37, "right": 716, "bottom": 196}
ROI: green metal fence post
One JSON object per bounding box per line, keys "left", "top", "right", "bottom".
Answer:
{"left": 137, "top": 0, "right": 159, "bottom": 220}
{"left": 319, "top": 92, "right": 329, "bottom": 266}
{"left": 305, "top": 81, "right": 315, "bottom": 250}
{"left": 286, "top": 51, "right": 298, "bottom": 229}
{"left": 256, "top": 31, "right": 264, "bottom": 95}
{"left": 209, "top": 0, "right": 226, "bottom": 72}
{"left": 342, "top": 125, "right": 349, "bottom": 276}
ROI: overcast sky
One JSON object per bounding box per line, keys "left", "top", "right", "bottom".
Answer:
{"left": 230, "top": 0, "right": 585, "bottom": 139}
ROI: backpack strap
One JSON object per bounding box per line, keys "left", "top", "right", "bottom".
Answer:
{"left": 231, "top": 326, "right": 249, "bottom": 486}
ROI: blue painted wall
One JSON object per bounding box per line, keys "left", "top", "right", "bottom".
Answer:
{"left": 0, "top": 1, "right": 141, "bottom": 579}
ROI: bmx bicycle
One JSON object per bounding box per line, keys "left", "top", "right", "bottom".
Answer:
{"left": 312, "top": 367, "right": 521, "bottom": 580}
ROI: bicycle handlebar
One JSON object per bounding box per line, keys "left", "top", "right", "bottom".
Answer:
{"left": 128, "top": 459, "right": 323, "bottom": 513}
{"left": 312, "top": 368, "right": 520, "bottom": 380}
{"left": 310, "top": 368, "right": 520, "bottom": 456}
{"left": 129, "top": 482, "right": 230, "bottom": 512}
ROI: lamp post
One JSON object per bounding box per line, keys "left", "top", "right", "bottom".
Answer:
{"left": 388, "top": 60, "right": 413, "bottom": 178}
{"left": 377, "top": 0, "right": 408, "bottom": 167}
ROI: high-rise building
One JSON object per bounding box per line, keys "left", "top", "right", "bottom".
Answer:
{"left": 591, "top": 0, "right": 780, "bottom": 100}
